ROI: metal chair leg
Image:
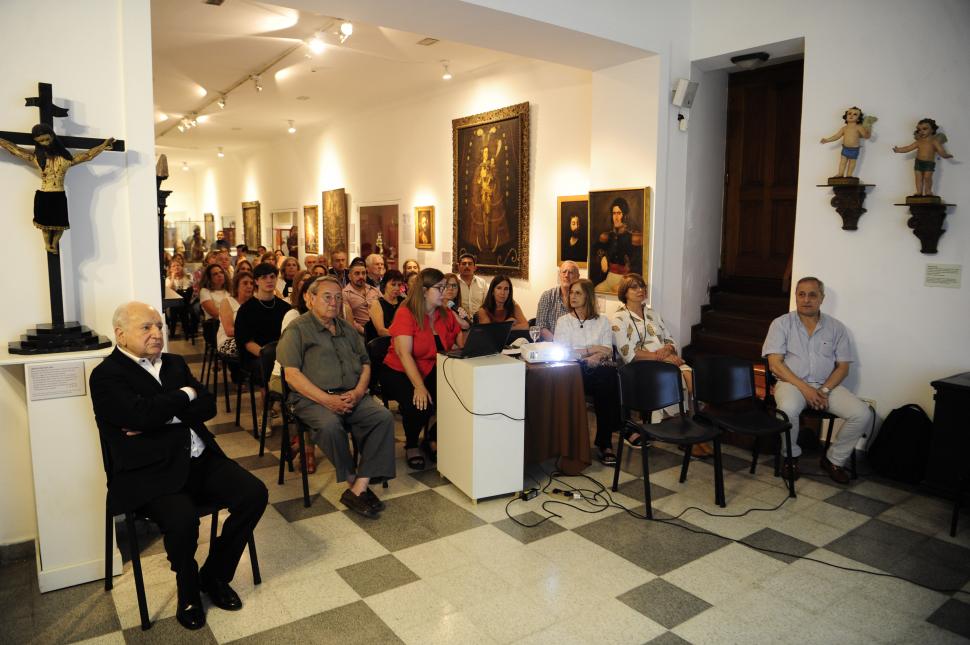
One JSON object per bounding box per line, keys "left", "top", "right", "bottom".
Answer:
{"left": 297, "top": 423, "right": 311, "bottom": 508}
{"left": 713, "top": 438, "right": 726, "bottom": 508}
{"left": 750, "top": 436, "right": 760, "bottom": 474}
{"left": 642, "top": 444, "right": 654, "bottom": 520}
{"left": 612, "top": 424, "right": 626, "bottom": 492}
{"left": 248, "top": 535, "right": 261, "bottom": 585}
{"left": 784, "top": 429, "right": 797, "bottom": 498}
{"left": 125, "top": 514, "right": 151, "bottom": 631}
{"left": 104, "top": 509, "right": 113, "bottom": 591}
{"left": 259, "top": 395, "right": 270, "bottom": 457}
{"left": 210, "top": 511, "right": 219, "bottom": 543}
{"left": 679, "top": 445, "right": 692, "bottom": 483}
{"left": 249, "top": 382, "right": 258, "bottom": 438}
{"left": 221, "top": 358, "right": 231, "bottom": 413}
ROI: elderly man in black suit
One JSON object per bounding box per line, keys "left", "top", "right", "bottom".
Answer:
{"left": 90, "top": 301, "right": 268, "bottom": 630}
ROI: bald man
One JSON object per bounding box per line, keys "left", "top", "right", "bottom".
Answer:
{"left": 90, "top": 302, "right": 267, "bottom": 631}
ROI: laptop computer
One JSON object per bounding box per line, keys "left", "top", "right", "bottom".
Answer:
{"left": 445, "top": 321, "right": 514, "bottom": 359}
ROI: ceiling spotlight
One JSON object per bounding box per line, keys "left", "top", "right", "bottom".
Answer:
{"left": 339, "top": 20, "right": 353, "bottom": 43}
{"left": 158, "top": 113, "right": 168, "bottom": 122}
{"left": 197, "top": 114, "right": 209, "bottom": 124}
{"left": 308, "top": 34, "right": 325, "bottom": 55}
{"left": 197, "top": 86, "right": 208, "bottom": 97}
{"left": 181, "top": 161, "right": 189, "bottom": 171}
{"left": 177, "top": 123, "right": 185, "bottom": 133}
{"left": 217, "top": 146, "right": 225, "bottom": 158}
{"left": 730, "top": 51, "right": 770, "bottom": 70}
{"left": 251, "top": 74, "right": 263, "bottom": 92}
{"left": 287, "top": 120, "right": 296, "bottom": 134}
{"left": 217, "top": 95, "right": 226, "bottom": 109}
{"left": 441, "top": 61, "right": 452, "bottom": 81}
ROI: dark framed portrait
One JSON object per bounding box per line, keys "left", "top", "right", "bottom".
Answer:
{"left": 360, "top": 204, "right": 400, "bottom": 268}
{"left": 557, "top": 195, "right": 588, "bottom": 268}
{"left": 588, "top": 187, "right": 650, "bottom": 295}
{"left": 304, "top": 205, "right": 319, "bottom": 254}
{"left": 322, "top": 188, "right": 348, "bottom": 259}
{"left": 452, "top": 102, "right": 530, "bottom": 278}
{"left": 241, "top": 201, "right": 260, "bottom": 248}
{"left": 415, "top": 206, "right": 434, "bottom": 250}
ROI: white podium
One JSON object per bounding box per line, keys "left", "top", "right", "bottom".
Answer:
{"left": 0, "top": 347, "right": 122, "bottom": 592}
{"left": 436, "top": 353, "right": 525, "bottom": 501}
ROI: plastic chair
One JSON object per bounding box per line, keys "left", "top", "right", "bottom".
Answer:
{"left": 611, "top": 361, "right": 725, "bottom": 518}
{"left": 692, "top": 355, "right": 796, "bottom": 499}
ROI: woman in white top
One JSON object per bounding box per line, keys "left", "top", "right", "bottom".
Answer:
{"left": 217, "top": 270, "right": 254, "bottom": 354}
{"left": 278, "top": 256, "right": 300, "bottom": 299}
{"left": 554, "top": 278, "right": 622, "bottom": 466}
{"left": 198, "top": 263, "right": 228, "bottom": 320}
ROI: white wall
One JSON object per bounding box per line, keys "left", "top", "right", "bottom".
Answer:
{"left": 186, "top": 58, "right": 594, "bottom": 316}
{"left": 690, "top": 0, "right": 970, "bottom": 417}
{"left": 0, "top": 0, "right": 157, "bottom": 545}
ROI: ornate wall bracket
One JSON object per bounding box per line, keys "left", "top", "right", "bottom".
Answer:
{"left": 816, "top": 179, "right": 874, "bottom": 230}
{"left": 895, "top": 197, "right": 955, "bottom": 254}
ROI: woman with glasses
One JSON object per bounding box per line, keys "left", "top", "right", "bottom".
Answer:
{"left": 365, "top": 269, "right": 404, "bottom": 343}
{"left": 441, "top": 272, "right": 471, "bottom": 331}
{"left": 476, "top": 274, "right": 528, "bottom": 329}
{"left": 382, "top": 268, "right": 460, "bottom": 469}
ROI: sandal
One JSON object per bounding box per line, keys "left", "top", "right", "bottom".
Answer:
{"left": 598, "top": 450, "right": 617, "bottom": 467}
{"left": 623, "top": 429, "right": 643, "bottom": 449}
{"left": 406, "top": 449, "right": 426, "bottom": 470}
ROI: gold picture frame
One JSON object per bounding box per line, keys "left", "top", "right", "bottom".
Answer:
{"left": 415, "top": 205, "right": 435, "bottom": 250}
{"left": 242, "top": 200, "right": 260, "bottom": 248}
{"left": 322, "top": 188, "right": 348, "bottom": 258}
{"left": 587, "top": 187, "right": 651, "bottom": 295}
{"left": 304, "top": 205, "right": 319, "bottom": 254}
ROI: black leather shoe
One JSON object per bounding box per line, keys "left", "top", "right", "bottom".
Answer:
{"left": 362, "top": 487, "right": 385, "bottom": 512}
{"left": 341, "top": 489, "right": 379, "bottom": 518}
{"left": 176, "top": 600, "right": 206, "bottom": 630}
{"left": 200, "top": 576, "right": 243, "bottom": 611}
{"left": 820, "top": 455, "right": 850, "bottom": 484}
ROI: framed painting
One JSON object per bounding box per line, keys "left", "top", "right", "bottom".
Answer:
{"left": 587, "top": 187, "right": 650, "bottom": 295}
{"left": 360, "top": 204, "right": 400, "bottom": 268}
{"left": 557, "top": 196, "right": 588, "bottom": 268}
{"left": 304, "top": 205, "right": 319, "bottom": 254}
{"left": 272, "top": 209, "right": 298, "bottom": 258}
{"left": 322, "top": 188, "right": 348, "bottom": 259}
{"left": 452, "top": 102, "right": 530, "bottom": 278}
{"left": 415, "top": 205, "right": 434, "bottom": 250}
{"left": 203, "top": 213, "right": 215, "bottom": 247}
{"left": 242, "top": 200, "right": 260, "bottom": 248}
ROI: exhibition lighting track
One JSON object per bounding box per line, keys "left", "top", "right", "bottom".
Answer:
{"left": 156, "top": 19, "right": 338, "bottom": 140}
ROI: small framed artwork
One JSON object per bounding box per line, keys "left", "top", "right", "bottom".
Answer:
{"left": 304, "top": 205, "right": 319, "bottom": 254}
{"left": 242, "top": 200, "right": 261, "bottom": 248}
{"left": 415, "top": 205, "right": 434, "bottom": 250}
{"left": 557, "top": 195, "right": 588, "bottom": 268}
{"left": 203, "top": 213, "right": 215, "bottom": 246}
{"left": 322, "top": 188, "right": 348, "bottom": 258}
{"left": 587, "top": 187, "right": 650, "bottom": 295}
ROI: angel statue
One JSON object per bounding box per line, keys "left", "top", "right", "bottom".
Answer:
{"left": 0, "top": 124, "right": 115, "bottom": 253}
{"left": 820, "top": 106, "right": 877, "bottom": 179}
{"left": 892, "top": 118, "right": 953, "bottom": 197}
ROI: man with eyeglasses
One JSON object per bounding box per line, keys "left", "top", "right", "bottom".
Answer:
{"left": 457, "top": 253, "right": 487, "bottom": 316}
{"left": 342, "top": 259, "right": 380, "bottom": 335}
{"left": 277, "top": 277, "right": 395, "bottom": 518}
{"left": 536, "top": 260, "right": 580, "bottom": 340}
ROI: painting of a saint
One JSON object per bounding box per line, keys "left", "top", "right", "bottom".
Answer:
{"left": 588, "top": 188, "right": 650, "bottom": 294}
{"left": 453, "top": 102, "right": 530, "bottom": 278}
{"left": 322, "top": 188, "right": 348, "bottom": 259}
{"left": 415, "top": 205, "right": 434, "bottom": 250}
{"left": 557, "top": 195, "right": 588, "bottom": 267}
{"left": 304, "top": 205, "right": 319, "bottom": 254}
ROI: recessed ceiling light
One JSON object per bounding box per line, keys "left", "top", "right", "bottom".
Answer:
{"left": 197, "top": 114, "right": 209, "bottom": 124}
{"left": 158, "top": 113, "right": 168, "bottom": 122}
{"left": 417, "top": 37, "right": 439, "bottom": 46}
{"left": 217, "top": 146, "right": 224, "bottom": 158}
{"left": 182, "top": 161, "right": 189, "bottom": 171}
{"left": 308, "top": 35, "right": 325, "bottom": 55}
{"left": 296, "top": 95, "right": 310, "bottom": 101}
{"left": 197, "top": 86, "right": 208, "bottom": 97}
{"left": 340, "top": 21, "right": 353, "bottom": 37}
{"left": 287, "top": 120, "right": 296, "bottom": 134}
{"left": 441, "top": 61, "right": 452, "bottom": 81}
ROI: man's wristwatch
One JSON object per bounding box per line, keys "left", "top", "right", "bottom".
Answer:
{"left": 818, "top": 386, "right": 831, "bottom": 395}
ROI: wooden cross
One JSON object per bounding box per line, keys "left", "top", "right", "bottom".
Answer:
{"left": 1, "top": 82, "right": 125, "bottom": 330}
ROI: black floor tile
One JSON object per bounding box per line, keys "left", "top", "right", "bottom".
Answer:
{"left": 274, "top": 496, "right": 337, "bottom": 522}
{"left": 615, "top": 478, "right": 676, "bottom": 504}
{"left": 12, "top": 578, "right": 121, "bottom": 644}
{"left": 741, "top": 527, "right": 815, "bottom": 564}
{"left": 123, "top": 614, "right": 219, "bottom": 643}
{"left": 493, "top": 511, "right": 567, "bottom": 544}
{"left": 407, "top": 468, "right": 450, "bottom": 488}
{"left": 926, "top": 599, "right": 970, "bottom": 639}
{"left": 618, "top": 578, "right": 711, "bottom": 628}
{"left": 231, "top": 600, "right": 402, "bottom": 644}
{"left": 645, "top": 631, "right": 694, "bottom": 645}
{"left": 336, "top": 554, "right": 419, "bottom": 598}
{"left": 825, "top": 490, "right": 892, "bottom": 517}
{"left": 234, "top": 453, "right": 280, "bottom": 471}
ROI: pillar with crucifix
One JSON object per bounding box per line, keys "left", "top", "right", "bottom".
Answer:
{"left": 0, "top": 82, "right": 125, "bottom": 354}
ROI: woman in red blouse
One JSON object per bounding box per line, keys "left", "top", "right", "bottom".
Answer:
{"left": 382, "top": 268, "right": 460, "bottom": 469}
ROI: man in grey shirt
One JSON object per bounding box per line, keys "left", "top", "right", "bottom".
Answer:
{"left": 763, "top": 276, "right": 871, "bottom": 484}
{"left": 277, "top": 276, "right": 395, "bottom": 518}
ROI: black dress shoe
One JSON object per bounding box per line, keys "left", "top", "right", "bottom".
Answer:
{"left": 200, "top": 576, "right": 243, "bottom": 611}
{"left": 176, "top": 600, "right": 206, "bottom": 630}
{"left": 341, "top": 489, "right": 379, "bottom": 518}
{"left": 362, "top": 487, "right": 385, "bottom": 512}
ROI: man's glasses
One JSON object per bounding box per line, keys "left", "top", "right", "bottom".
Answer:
{"left": 318, "top": 294, "right": 343, "bottom": 303}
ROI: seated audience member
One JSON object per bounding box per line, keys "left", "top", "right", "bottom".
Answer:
{"left": 316, "top": 254, "right": 329, "bottom": 272}
{"left": 192, "top": 251, "right": 219, "bottom": 293}
{"left": 278, "top": 256, "right": 300, "bottom": 298}
{"left": 311, "top": 263, "right": 328, "bottom": 277}
{"left": 477, "top": 274, "right": 528, "bottom": 329}
{"left": 536, "top": 261, "right": 580, "bottom": 340}
{"left": 233, "top": 244, "right": 248, "bottom": 267}
{"left": 199, "top": 264, "right": 228, "bottom": 321}
{"left": 554, "top": 278, "right": 621, "bottom": 466}
{"left": 90, "top": 302, "right": 267, "bottom": 631}
{"left": 342, "top": 259, "right": 380, "bottom": 335}
{"left": 611, "top": 273, "right": 699, "bottom": 452}
{"left": 259, "top": 251, "right": 277, "bottom": 267}
{"left": 217, "top": 248, "right": 234, "bottom": 281}
{"left": 365, "top": 253, "right": 385, "bottom": 289}
{"left": 402, "top": 259, "right": 420, "bottom": 283}
{"left": 457, "top": 253, "right": 488, "bottom": 315}
{"left": 382, "top": 268, "right": 461, "bottom": 469}
{"left": 256, "top": 245, "right": 267, "bottom": 256}
{"left": 365, "top": 269, "right": 403, "bottom": 342}
{"left": 763, "top": 276, "right": 872, "bottom": 484}
{"left": 328, "top": 249, "right": 350, "bottom": 287}
{"left": 304, "top": 254, "right": 318, "bottom": 272}
{"left": 233, "top": 263, "right": 291, "bottom": 382}
{"left": 274, "top": 249, "right": 285, "bottom": 265}
{"left": 277, "top": 277, "right": 395, "bottom": 517}
{"left": 217, "top": 271, "right": 254, "bottom": 355}
{"left": 442, "top": 272, "right": 471, "bottom": 331}
{"left": 166, "top": 260, "right": 198, "bottom": 338}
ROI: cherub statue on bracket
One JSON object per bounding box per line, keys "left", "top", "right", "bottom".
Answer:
{"left": 820, "top": 106, "right": 878, "bottom": 181}
{"left": 892, "top": 118, "right": 953, "bottom": 197}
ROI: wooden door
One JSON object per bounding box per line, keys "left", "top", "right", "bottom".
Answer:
{"left": 722, "top": 61, "right": 802, "bottom": 281}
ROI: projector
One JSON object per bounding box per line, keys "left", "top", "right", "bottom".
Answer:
{"left": 520, "top": 342, "right": 573, "bottom": 364}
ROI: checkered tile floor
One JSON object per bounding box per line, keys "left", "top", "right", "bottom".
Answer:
{"left": 2, "top": 339, "right": 969, "bottom": 644}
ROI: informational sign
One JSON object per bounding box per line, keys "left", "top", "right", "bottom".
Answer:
{"left": 27, "top": 361, "right": 86, "bottom": 401}
{"left": 401, "top": 211, "right": 413, "bottom": 244}
{"left": 925, "top": 263, "right": 962, "bottom": 289}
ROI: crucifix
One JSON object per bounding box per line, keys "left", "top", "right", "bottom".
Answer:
{"left": 0, "top": 82, "right": 125, "bottom": 354}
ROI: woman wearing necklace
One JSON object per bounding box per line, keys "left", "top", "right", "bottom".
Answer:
{"left": 554, "top": 278, "right": 622, "bottom": 466}
{"left": 611, "top": 274, "right": 704, "bottom": 454}
{"left": 382, "top": 268, "right": 461, "bottom": 469}
{"left": 476, "top": 274, "right": 529, "bottom": 329}
{"left": 365, "top": 269, "right": 404, "bottom": 343}
{"left": 233, "top": 263, "right": 292, "bottom": 393}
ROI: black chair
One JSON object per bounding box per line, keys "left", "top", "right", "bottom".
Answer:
{"left": 692, "top": 356, "right": 796, "bottom": 499}
{"left": 258, "top": 342, "right": 283, "bottom": 457}
{"left": 276, "top": 369, "right": 312, "bottom": 508}
{"left": 366, "top": 336, "right": 392, "bottom": 406}
{"left": 99, "top": 437, "right": 260, "bottom": 631}
{"left": 199, "top": 318, "right": 220, "bottom": 384}
{"left": 226, "top": 350, "right": 259, "bottom": 438}
{"left": 764, "top": 365, "right": 858, "bottom": 479}
{"left": 611, "top": 361, "right": 725, "bottom": 518}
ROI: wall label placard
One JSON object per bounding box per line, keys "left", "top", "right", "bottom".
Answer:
{"left": 925, "top": 263, "right": 961, "bottom": 289}
{"left": 27, "top": 361, "right": 87, "bottom": 401}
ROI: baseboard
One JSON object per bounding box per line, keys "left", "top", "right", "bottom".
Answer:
{"left": 0, "top": 539, "right": 35, "bottom": 564}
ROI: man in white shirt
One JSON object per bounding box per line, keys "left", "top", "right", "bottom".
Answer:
{"left": 457, "top": 253, "right": 488, "bottom": 316}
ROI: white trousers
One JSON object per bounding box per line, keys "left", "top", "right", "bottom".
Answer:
{"left": 773, "top": 382, "right": 872, "bottom": 466}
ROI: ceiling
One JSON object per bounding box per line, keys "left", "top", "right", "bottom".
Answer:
{"left": 152, "top": 0, "right": 520, "bottom": 157}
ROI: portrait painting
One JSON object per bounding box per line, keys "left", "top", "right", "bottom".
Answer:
{"left": 242, "top": 200, "right": 260, "bottom": 248}
{"left": 359, "top": 204, "right": 400, "bottom": 269}
{"left": 452, "top": 102, "right": 530, "bottom": 278}
{"left": 304, "top": 205, "right": 319, "bottom": 254}
{"left": 557, "top": 195, "right": 588, "bottom": 268}
{"left": 587, "top": 187, "right": 650, "bottom": 295}
{"left": 322, "top": 188, "right": 348, "bottom": 258}
{"left": 415, "top": 205, "right": 434, "bottom": 250}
